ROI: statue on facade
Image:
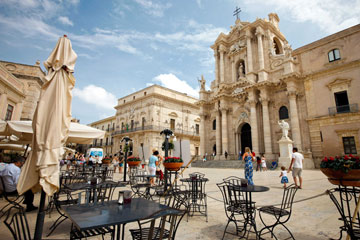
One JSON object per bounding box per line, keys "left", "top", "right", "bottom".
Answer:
{"left": 278, "top": 120, "right": 290, "bottom": 139}
{"left": 198, "top": 75, "right": 206, "bottom": 91}
{"left": 238, "top": 62, "right": 245, "bottom": 79}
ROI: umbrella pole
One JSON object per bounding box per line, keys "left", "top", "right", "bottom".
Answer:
{"left": 34, "top": 189, "right": 46, "bottom": 240}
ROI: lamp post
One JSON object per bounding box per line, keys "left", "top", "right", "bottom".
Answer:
{"left": 121, "top": 136, "right": 132, "bottom": 182}
{"left": 160, "top": 129, "right": 173, "bottom": 192}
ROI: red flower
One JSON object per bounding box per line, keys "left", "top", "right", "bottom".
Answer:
{"left": 349, "top": 154, "right": 354, "bottom": 158}
{"left": 323, "top": 157, "right": 328, "bottom": 162}
{"left": 344, "top": 155, "right": 349, "bottom": 160}
{"left": 329, "top": 157, "right": 334, "bottom": 161}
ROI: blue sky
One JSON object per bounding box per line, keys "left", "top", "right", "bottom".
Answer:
{"left": 0, "top": 0, "right": 359, "bottom": 124}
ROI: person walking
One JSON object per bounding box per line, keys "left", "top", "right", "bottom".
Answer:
{"left": 288, "top": 147, "right": 304, "bottom": 189}
{"left": 279, "top": 166, "right": 289, "bottom": 188}
{"left": 242, "top": 147, "right": 255, "bottom": 185}
{"left": 148, "top": 149, "right": 160, "bottom": 186}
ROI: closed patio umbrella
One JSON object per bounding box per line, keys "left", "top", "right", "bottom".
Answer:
{"left": 16, "top": 35, "right": 77, "bottom": 239}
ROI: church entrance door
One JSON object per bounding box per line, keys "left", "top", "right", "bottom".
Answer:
{"left": 240, "top": 123, "right": 252, "bottom": 155}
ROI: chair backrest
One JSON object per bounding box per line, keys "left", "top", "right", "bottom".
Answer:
{"left": 223, "top": 176, "right": 243, "bottom": 186}
{"left": 91, "top": 182, "right": 116, "bottom": 203}
{"left": 280, "top": 184, "right": 298, "bottom": 212}
{"left": 138, "top": 207, "right": 186, "bottom": 240}
{"left": 0, "top": 176, "right": 21, "bottom": 206}
{"left": 4, "top": 205, "right": 31, "bottom": 240}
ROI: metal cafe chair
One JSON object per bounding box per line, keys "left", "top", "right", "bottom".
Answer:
{"left": 69, "top": 182, "right": 117, "bottom": 239}
{"left": 217, "top": 181, "right": 250, "bottom": 239}
{"left": 4, "top": 205, "right": 31, "bottom": 240}
{"left": 0, "top": 176, "right": 25, "bottom": 218}
{"left": 129, "top": 193, "right": 188, "bottom": 240}
{"left": 328, "top": 186, "right": 360, "bottom": 240}
{"left": 258, "top": 184, "right": 298, "bottom": 240}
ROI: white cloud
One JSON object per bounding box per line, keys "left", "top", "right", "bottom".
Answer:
{"left": 244, "top": 0, "right": 360, "bottom": 34}
{"left": 73, "top": 85, "right": 117, "bottom": 110}
{"left": 133, "top": 0, "right": 171, "bottom": 17}
{"left": 151, "top": 73, "right": 199, "bottom": 98}
{"left": 58, "top": 16, "right": 73, "bottom": 26}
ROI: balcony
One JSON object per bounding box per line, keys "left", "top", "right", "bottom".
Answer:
{"left": 328, "top": 103, "right": 358, "bottom": 116}
{"left": 112, "top": 125, "right": 200, "bottom": 137}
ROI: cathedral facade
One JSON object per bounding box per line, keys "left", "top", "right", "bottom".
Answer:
{"left": 198, "top": 13, "right": 360, "bottom": 168}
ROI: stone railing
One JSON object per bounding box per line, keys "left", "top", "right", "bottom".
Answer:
{"left": 112, "top": 125, "right": 199, "bottom": 137}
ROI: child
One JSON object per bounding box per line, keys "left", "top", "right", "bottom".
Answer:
{"left": 280, "top": 166, "right": 289, "bottom": 188}
{"left": 261, "top": 155, "right": 267, "bottom": 171}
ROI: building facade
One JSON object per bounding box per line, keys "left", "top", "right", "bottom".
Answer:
{"left": 198, "top": 13, "right": 360, "bottom": 167}
{"left": 112, "top": 85, "right": 200, "bottom": 158}
{"left": 89, "top": 116, "right": 116, "bottom": 156}
{"left": 0, "top": 60, "right": 45, "bottom": 121}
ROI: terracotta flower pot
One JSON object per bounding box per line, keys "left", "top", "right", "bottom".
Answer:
{"left": 163, "top": 162, "right": 183, "bottom": 171}
{"left": 320, "top": 168, "right": 360, "bottom": 187}
{"left": 127, "top": 160, "right": 141, "bottom": 167}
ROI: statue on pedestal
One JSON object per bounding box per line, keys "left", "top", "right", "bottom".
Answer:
{"left": 238, "top": 62, "right": 245, "bottom": 79}
{"left": 278, "top": 120, "right": 290, "bottom": 140}
{"left": 199, "top": 75, "right": 206, "bottom": 91}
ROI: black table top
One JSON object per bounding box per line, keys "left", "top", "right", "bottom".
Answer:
{"left": 230, "top": 185, "right": 270, "bottom": 193}
{"left": 180, "top": 177, "right": 209, "bottom": 183}
{"left": 64, "top": 181, "right": 124, "bottom": 191}
{"left": 63, "top": 198, "right": 181, "bottom": 231}
{"left": 133, "top": 175, "right": 156, "bottom": 178}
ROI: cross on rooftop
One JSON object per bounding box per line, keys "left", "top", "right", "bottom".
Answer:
{"left": 233, "top": 6, "right": 241, "bottom": 20}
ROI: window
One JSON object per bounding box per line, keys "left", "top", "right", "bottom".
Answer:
{"left": 343, "top": 136, "right": 357, "bottom": 154}
{"left": 112, "top": 123, "right": 115, "bottom": 130}
{"left": 102, "top": 126, "right": 104, "bottom": 130}
{"left": 334, "top": 91, "right": 350, "bottom": 113}
{"left": 170, "top": 119, "right": 175, "bottom": 130}
{"left": 131, "top": 120, "right": 134, "bottom": 130}
{"left": 106, "top": 137, "right": 108, "bottom": 145}
{"left": 107, "top": 124, "right": 110, "bottom": 131}
{"left": 212, "top": 119, "right": 216, "bottom": 130}
{"left": 273, "top": 38, "right": 282, "bottom": 54}
{"left": 5, "top": 104, "right": 13, "bottom": 121}
{"left": 123, "top": 100, "right": 126, "bottom": 103}
{"left": 94, "top": 139, "right": 97, "bottom": 146}
{"left": 121, "top": 122, "right": 124, "bottom": 130}
{"left": 328, "top": 49, "right": 340, "bottom": 62}
{"left": 142, "top": 117, "right": 145, "bottom": 130}
{"left": 133, "top": 96, "right": 135, "bottom": 100}
{"left": 144, "top": 92, "right": 147, "bottom": 96}
{"left": 195, "top": 124, "right": 199, "bottom": 135}
{"left": 279, "top": 106, "right": 289, "bottom": 120}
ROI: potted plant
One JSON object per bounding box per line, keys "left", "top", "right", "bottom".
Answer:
{"left": 163, "top": 157, "right": 183, "bottom": 171}
{"left": 102, "top": 156, "right": 112, "bottom": 165}
{"left": 127, "top": 156, "right": 141, "bottom": 167}
{"left": 320, "top": 154, "right": 360, "bottom": 186}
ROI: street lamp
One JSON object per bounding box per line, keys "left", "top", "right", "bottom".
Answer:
{"left": 121, "top": 136, "right": 132, "bottom": 182}
{"left": 160, "top": 129, "right": 173, "bottom": 192}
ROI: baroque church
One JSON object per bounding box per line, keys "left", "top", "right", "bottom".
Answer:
{"left": 198, "top": 13, "right": 360, "bottom": 168}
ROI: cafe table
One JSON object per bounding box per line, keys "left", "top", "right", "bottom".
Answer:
{"left": 62, "top": 198, "right": 181, "bottom": 240}
{"left": 229, "top": 184, "right": 270, "bottom": 239}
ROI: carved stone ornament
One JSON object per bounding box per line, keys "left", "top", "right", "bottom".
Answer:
{"left": 239, "top": 112, "right": 249, "bottom": 121}
{"left": 233, "top": 87, "right": 243, "bottom": 94}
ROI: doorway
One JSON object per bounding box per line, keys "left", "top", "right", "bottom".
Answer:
{"left": 240, "top": 123, "right": 252, "bottom": 155}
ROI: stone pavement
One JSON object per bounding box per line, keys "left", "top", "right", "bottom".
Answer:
{"left": 0, "top": 167, "right": 343, "bottom": 239}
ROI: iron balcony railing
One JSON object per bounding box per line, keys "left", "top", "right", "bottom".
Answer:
{"left": 112, "top": 125, "right": 200, "bottom": 137}
{"left": 328, "top": 103, "right": 358, "bottom": 115}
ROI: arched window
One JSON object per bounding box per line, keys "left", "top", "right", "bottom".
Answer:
{"left": 328, "top": 49, "right": 340, "bottom": 62}
{"left": 279, "top": 106, "right": 289, "bottom": 120}
{"left": 273, "top": 38, "right": 283, "bottom": 54}
{"left": 212, "top": 119, "right": 216, "bottom": 130}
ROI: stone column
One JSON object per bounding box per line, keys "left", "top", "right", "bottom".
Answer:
{"left": 260, "top": 96, "right": 272, "bottom": 154}
{"left": 214, "top": 50, "right": 219, "bottom": 85}
{"left": 199, "top": 111, "right": 206, "bottom": 156}
{"left": 246, "top": 30, "right": 253, "bottom": 73}
{"left": 288, "top": 91, "right": 303, "bottom": 151}
{"left": 256, "top": 27, "right": 265, "bottom": 70}
{"left": 216, "top": 110, "right": 222, "bottom": 156}
{"left": 0, "top": 93, "right": 8, "bottom": 120}
{"left": 231, "top": 57, "right": 236, "bottom": 82}
{"left": 249, "top": 99, "right": 259, "bottom": 155}
{"left": 221, "top": 108, "right": 228, "bottom": 156}
{"left": 14, "top": 102, "right": 23, "bottom": 120}
{"left": 219, "top": 45, "right": 226, "bottom": 83}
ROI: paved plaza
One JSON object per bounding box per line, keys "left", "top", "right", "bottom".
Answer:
{"left": 0, "top": 167, "right": 341, "bottom": 239}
